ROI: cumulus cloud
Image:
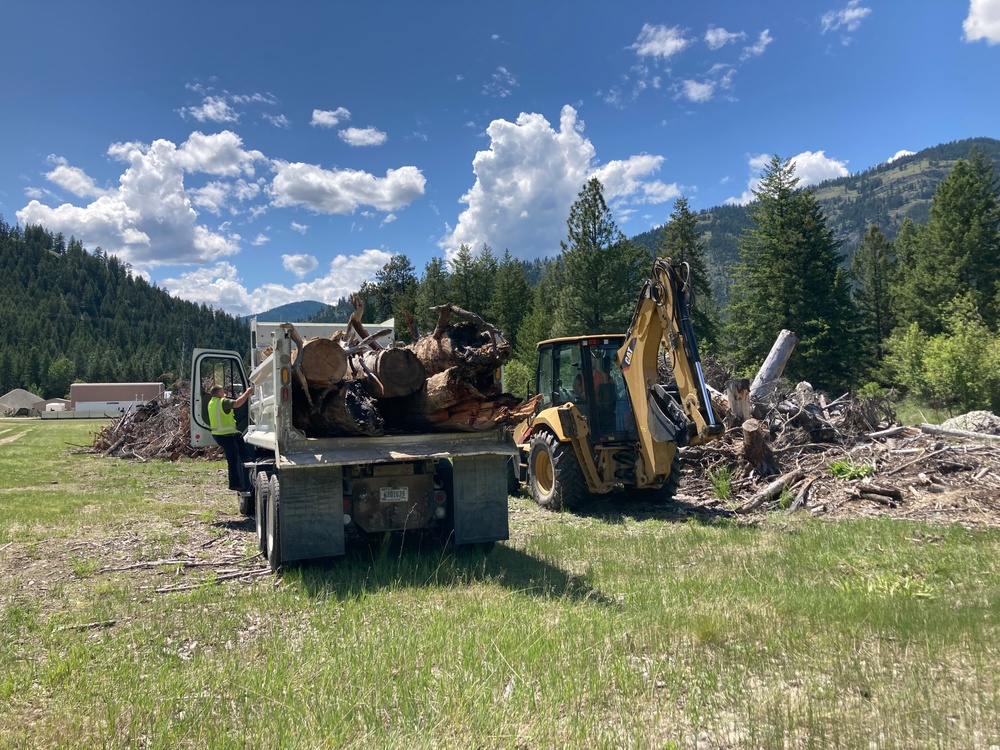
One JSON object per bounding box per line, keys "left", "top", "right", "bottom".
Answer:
{"left": 442, "top": 105, "right": 674, "bottom": 258}
{"left": 282, "top": 253, "right": 318, "bottom": 278}
{"left": 741, "top": 29, "right": 774, "bottom": 59}
{"left": 251, "top": 234, "right": 269, "bottom": 246}
{"left": 726, "top": 151, "right": 849, "bottom": 205}
{"left": 964, "top": 0, "right": 1000, "bottom": 43}
{"left": 290, "top": 221, "right": 308, "bottom": 234}
{"left": 311, "top": 107, "right": 351, "bottom": 128}
{"left": 18, "top": 136, "right": 244, "bottom": 267}
{"left": 162, "top": 250, "right": 393, "bottom": 316}
{"left": 180, "top": 96, "right": 240, "bottom": 123}
{"left": 631, "top": 23, "right": 691, "bottom": 59}
{"left": 45, "top": 158, "right": 112, "bottom": 199}
{"left": 821, "top": 1, "right": 871, "bottom": 34}
{"left": 189, "top": 181, "right": 230, "bottom": 214}
{"left": 887, "top": 149, "right": 916, "bottom": 164}
{"left": 269, "top": 162, "right": 426, "bottom": 214}
{"left": 339, "top": 126, "right": 388, "bottom": 147}
{"left": 705, "top": 26, "right": 746, "bottom": 50}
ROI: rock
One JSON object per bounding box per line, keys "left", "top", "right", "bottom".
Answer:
{"left": 941, "top": 410, "right": 1000, "bottom": 435}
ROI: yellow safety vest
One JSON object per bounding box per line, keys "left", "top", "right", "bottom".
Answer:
{"left": 208, "top": 396, "right": 237, "bottom": 435}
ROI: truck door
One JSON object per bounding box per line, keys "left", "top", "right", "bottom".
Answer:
{"left": 190, "top": 348, "right": 249, "bottom": 448}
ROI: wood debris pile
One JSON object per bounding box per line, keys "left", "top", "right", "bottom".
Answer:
{"left": 677, "top": 332, "right": 1000, "bottom": 527}
{"left": 88, "top": 384, "right": 221, "bottom": 461}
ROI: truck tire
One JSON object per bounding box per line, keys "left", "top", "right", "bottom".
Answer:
{"left": 266, "top": 475, "right": 281, "bottom": 572}
{"left": 626, "top": 455, "right": 683, "bottom": 505}
{"left": 528, "top": 431, "right": 587, "bottom": 511}
{"left": 254, "top": 471, "right": 269, "bottom": 556}
{"left": 238, "top": 488, "right": 254, "bottom": 517}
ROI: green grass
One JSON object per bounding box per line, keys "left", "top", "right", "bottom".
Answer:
{"left": 1, "top": 419, "right": 999, "bottom": 748}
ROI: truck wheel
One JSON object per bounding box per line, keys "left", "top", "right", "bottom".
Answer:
{"left": 528, "top": 431, "right": 586, "bottom": 511}
{"left": 506, "top": 456, "right": 520, "bottom": 496}
{"left": 626, "top": 455, "right": 683, "bottom": 505}
{"left": 254, "top": 471, "right": 269, "bottom": 557}
{"left": 238, "top": 489, "right": 254, "bottom": 517}
{"left": 266, "top": 475, "right": 281, "bottom": 572}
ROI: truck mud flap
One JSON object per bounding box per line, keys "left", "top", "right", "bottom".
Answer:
{"left": 452, "top": 454, "right": 509, "bottom": 545}
{"left": 278, "top": 466, "right": 345, "bottom": 561}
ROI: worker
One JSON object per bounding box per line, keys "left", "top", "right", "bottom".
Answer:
{"left": 572, "top": 351, "right": 611, "bottom": 400}
{"left": 208, "top": 384, "right": 254, "bottom": 493}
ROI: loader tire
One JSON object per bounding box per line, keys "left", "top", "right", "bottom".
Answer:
{"left": 625, "top": 454, "right": 683, "bottom": 505}
{"left": 528, "top": 431, "right": 587, "bottom": 511}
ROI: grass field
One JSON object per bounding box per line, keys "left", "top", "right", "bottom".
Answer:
{"left": 1, "top": 419, "right": 999, "bottom": 749}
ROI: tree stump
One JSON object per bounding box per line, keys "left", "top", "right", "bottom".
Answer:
{"left": 726, "top": 378, "right": 751, "bottom": 427}
{"left": 742, "top": 418, "right": 777, "bottom": 476}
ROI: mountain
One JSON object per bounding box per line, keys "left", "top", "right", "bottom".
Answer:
{"left": 0, "top": 219, "right": 248, "bottom": 398}
{"left": 244, "top": 300, "right": 326, "bottom": 322}
{"left": 631, "top": 137, "right": 1000, "bottom": 302}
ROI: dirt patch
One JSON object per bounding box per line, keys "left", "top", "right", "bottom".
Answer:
{"left": 0, "top": 430, "right": 29, "bottom": 445}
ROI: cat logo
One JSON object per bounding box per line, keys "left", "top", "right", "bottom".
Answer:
{"left": 621, "top": 338, "right": 636, "bottom": 371}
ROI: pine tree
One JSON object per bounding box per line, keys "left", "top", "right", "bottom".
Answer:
{"left": 896, "top": 149, "right": 1000, "bottom": 332}
{"left": 851, "top": 225, "right": 900, "bottom": 370}
{"left": 658, "top": 196, "right": 719, "bottom": 350}
{"left": 488, "top": 250, "right": 532, "bottom": 344}
{"left": 557, "top": 177, "right": 648, "bottom": 336}
{"left": 726, "top": 155, "right": 856, "bottom": 390}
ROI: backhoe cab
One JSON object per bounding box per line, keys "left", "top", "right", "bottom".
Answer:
{"left": 514, "top": 257, "right": 724, "bottom": 510}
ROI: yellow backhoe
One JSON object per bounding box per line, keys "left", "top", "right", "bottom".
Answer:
{"left": 513, "top": 257, "right": 724, "bottom": 509}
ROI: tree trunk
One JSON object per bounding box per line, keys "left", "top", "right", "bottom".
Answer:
{"left": 349, "top": 347, "right": 426, "bottom": 398}
{"left": 292, "top": 380, "right": 384, "bottom": 437}
{"left": 742, "top": 418, "right": 777, "bottom": 476}
{"left": 726, "top": 378, "right": 751, "bottom": 426}
{"left": 750, "top": 329, "right": 798, "bottom": 401}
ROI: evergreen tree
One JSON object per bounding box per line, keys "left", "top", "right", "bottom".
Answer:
{"left": 851, "top": 225, "right": 900, "bottom": 370}
{"left": 448, "top": 243, "right": 496, "bottom": 314}
{"left": 372, "top": 254, "right": 418, "bottom": 336}
{"left": 556, "top": 178, "right": 648, "bottom": 336}
{"left": 726, "top": 156, "right": 856, "bottom": 390}
{"left": 488, "top": 250, "right": 532, "bottom": 344}
{"left": 414, "top": 257, "right": 450, "bottom": 334}
{"left": 896, "top": 149, "right": 1000, "bottom": 332}
{"left": 658, "top": 196, "right": 720, "bottom": 350}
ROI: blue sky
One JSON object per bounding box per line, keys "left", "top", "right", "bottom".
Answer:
{"left": 2, "top": 1, "right": 998, "bottom": 317}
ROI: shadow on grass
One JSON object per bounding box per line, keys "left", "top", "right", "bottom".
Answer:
{"left": 284, "top": 535, "right": 618, "bottom": 607}
{"left": 571, "top": 490, "right": 744, "bottom": 528}
{"left": 209, "top": 516, "right": 255, "bottom": 533}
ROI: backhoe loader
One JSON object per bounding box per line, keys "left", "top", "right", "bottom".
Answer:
{"left": 513, "top": 257, "right": 724, "bottom": 509}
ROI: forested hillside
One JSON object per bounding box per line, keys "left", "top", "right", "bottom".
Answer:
{"left": 632, "top": 137, "right": 1000, "bottom": 303}
{"left": 0, "top": 218, "right": 248, "bottom": 398}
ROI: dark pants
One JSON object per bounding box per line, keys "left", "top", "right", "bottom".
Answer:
{"left": 214, "top": 432, "right": 249, "bottom": 491}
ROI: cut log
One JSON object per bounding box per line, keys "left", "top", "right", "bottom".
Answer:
{"left": 281, "top": 322, "right": 348, "bottom": 391}
{"left": 750, "top": 329, "right": 798, "bottom": 401}
{"left": 742, "top": 418, "right": 778, "bottom": 476}
{"left": 735, "top": 469, "right": 806, "bottom": 514}
{"left": 408, "top": 305, "right": 511, "bottom": 377}
{"left": 348, "top": 348, "right": 427, "bottom": 399}
{"left": 292, "top": 380, "right": 384, "bottom": 438}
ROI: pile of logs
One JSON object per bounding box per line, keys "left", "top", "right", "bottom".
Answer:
{"left": 285, "top": 297, "right": 539, "bottom": 438}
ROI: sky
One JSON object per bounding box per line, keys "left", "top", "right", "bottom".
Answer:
{"left": 2, "top": 1, "right": 999, "bottom": 317}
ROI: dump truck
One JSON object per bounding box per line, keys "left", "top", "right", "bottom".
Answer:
{"left": 514, "top": 257, "right": 724, "bottom": 508}
{"left": 190, "top": 319, "right": 516, "bottom": 571}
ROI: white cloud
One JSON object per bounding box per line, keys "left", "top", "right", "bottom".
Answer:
{"left": 251, "top": 233, "right": 269, "bottom": 246}
{"left": 180, "top": 96, "right": 239, "bottom": 123}
{"left": 263, "top": 113, "right": 291, "bottom": 128}
{"left": 290, "top": 221, "right": 308, "bottom": 234}
{"left": 681, "top": 79, "right": 716, "bottom": 103}
{"left": 381, "top": 213, "right": 397, "bottom": 225}
{"left": 269, "top": 162, "right": 426, "bottom": 214}
{"left": 821, "top": 1, "right": 871, "bottom": 34}
{"left": 339, "top": 126, "right": 388, "bottom": 147}
{"left": 705, "top": 26, "right": 746, "bottom": 50}
{"left": 886, "top": 149, "right": 916, "bottom": 164}
{"left": 17, "top": 136, "right": 242, "bottom": 268}
{"left": 483, "top": 66, "right": 518, "bottom": 98}
{"left": 631, "top": 24, "right": 691, "bottom": 59}
{"left": 726, "top": 151, "right": 848, "bottom": 205}
{"left": 311, "top": 107, "right": 351, "bottom": 128}
{"left": 172, "top": 131, "right": 265, "bottom": 177}
{"left": 162, "top": 250, "right": 393, "bottom": 316}
{"left": 45, "top": 159, "right": 113, "bottom": 199}
{"left": 282, "top": 253, "right": 318, "bottom": 278}
{"left": 443, "top": 105, "right": 673, "bottom": 259}
{"left": 741, "top": 29, "right": 774, "bottom": 59}
{"left": 190, "top": 181, "right": 230, "bottom": 214}
{"left": 964, "top": 0, "right": 1000, "bottom": 43}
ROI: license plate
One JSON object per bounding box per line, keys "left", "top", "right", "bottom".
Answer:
{"left": 380, "top": 486, "right": 408, "bottom": 503}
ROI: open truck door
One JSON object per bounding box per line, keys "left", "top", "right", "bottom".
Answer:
{"left": 189, "top": 348, "right": 250, "bottom": 448}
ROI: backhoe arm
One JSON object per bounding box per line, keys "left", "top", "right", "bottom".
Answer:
{"left": 616, "top": 258, "right": 722, "bottom": 480}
